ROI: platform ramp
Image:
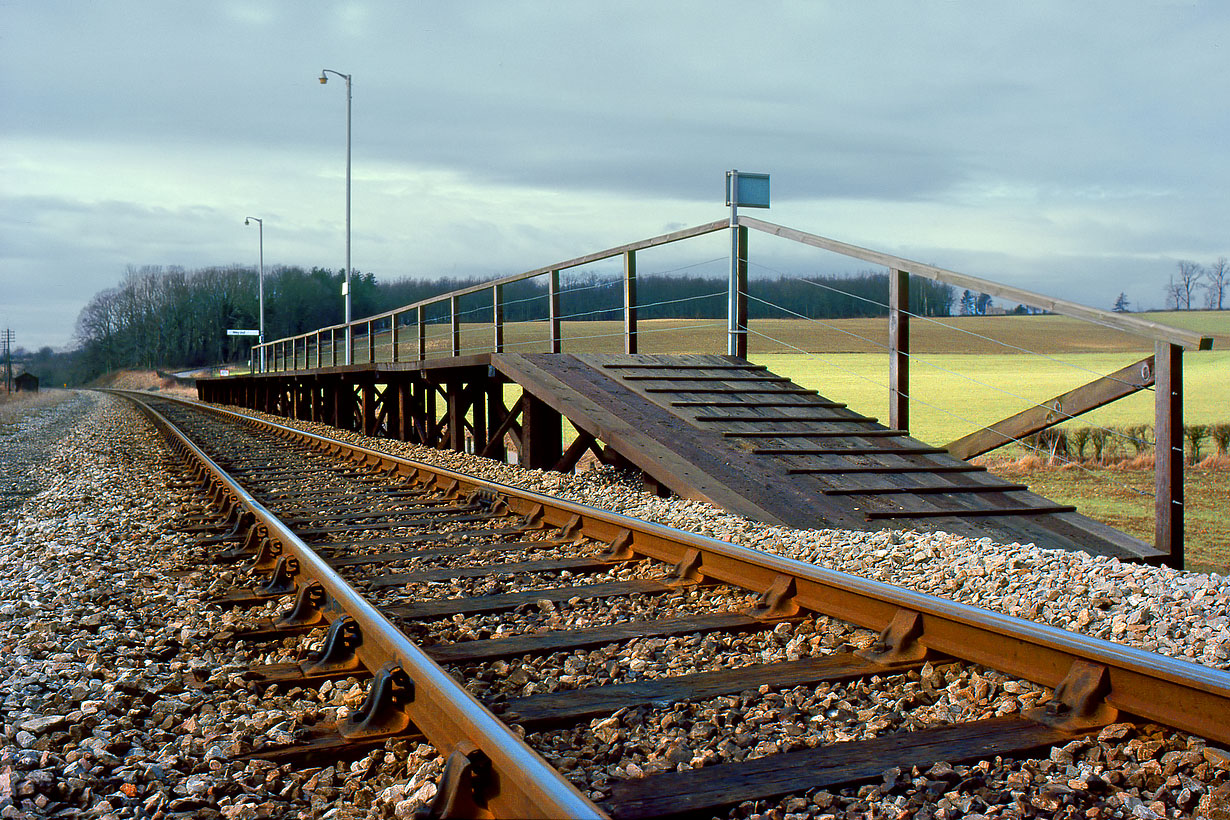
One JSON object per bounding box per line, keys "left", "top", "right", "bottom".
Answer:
{"left": 491, "top": 352, "right": 1162, "bottom": 562}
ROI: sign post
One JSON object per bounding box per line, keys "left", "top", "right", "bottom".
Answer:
{"left": 725, "top": 170, "right": 770, "bottom": 356}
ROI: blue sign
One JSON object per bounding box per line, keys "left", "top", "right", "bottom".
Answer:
{"left": 726, "top": 171, "right": 770, "bottom": 208}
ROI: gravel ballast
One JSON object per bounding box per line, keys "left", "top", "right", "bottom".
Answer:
{"left": 0, "top": 392, "right": 1225, "bottom": 819}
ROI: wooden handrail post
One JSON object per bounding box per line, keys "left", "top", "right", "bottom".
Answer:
{"left": 367, "top": 320, "right": 375, "bottom": 364}
{"left": 549, "top": 270, "right": 562, "bottom": 353}
{"left": 889, "top": 269, "right": 910, "bottom": 432}
{"left": 417, "top": 307, "right": 426, "bottom": 362}
{"left": 624, "top": 250, "right": 638, "bottom": 354}
{"left": 391, "top": 313, "right": 400, "bottom": 363}
{"left": 1155, "top": 342, "right": 1184, "bottom": 568}
{"left": 493, "top": 284, "right": 505, "bottom": 353}
{"left": 450, "top": 295, "right": 461, "bottom": 357}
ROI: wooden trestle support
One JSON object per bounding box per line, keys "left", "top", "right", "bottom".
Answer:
{"left": 197, "top": 362, "right": 592, "bottom": 473}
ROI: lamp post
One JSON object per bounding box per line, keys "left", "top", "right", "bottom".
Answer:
{"left": 319, "top": 68, "right": 352, "bottom": 365}
{"left": 243, "top": 217, "right": 265, "bottom": 372}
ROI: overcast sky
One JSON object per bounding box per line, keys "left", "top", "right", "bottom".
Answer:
{"left": 2, "top": 1, "right": 1227, "bottom": 351}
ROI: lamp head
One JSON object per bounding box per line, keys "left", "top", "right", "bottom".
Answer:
{"left": 319, "top": 73, "right": 328, "bottom": 84}
{"left": 244, "top": 218, "right": 250, "bottom": 226}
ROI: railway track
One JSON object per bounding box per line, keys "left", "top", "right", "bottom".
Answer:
{"left": 117, "top": 391, "right": 1230, "bottom": 819}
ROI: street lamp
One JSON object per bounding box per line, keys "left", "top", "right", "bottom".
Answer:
{"left": 319, "top": 68, "right": 352, "bottom": 365}
{"left": 243, "top": 217, "right": 265, "bottom": 372}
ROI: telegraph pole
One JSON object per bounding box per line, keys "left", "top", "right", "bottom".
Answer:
{"left": 2, "top": 329, "right": 14, "bottom": 394}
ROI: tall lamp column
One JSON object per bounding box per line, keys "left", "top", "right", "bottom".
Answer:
{"left": 244, "top": 216, "right": 265, "bottom": 372}
{"left": 319, "top": 68, "right": 352, "bottom": 365}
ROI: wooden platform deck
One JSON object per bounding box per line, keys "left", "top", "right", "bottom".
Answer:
{"left": 491, "top": 352, "right": 1162, "bottom": 562}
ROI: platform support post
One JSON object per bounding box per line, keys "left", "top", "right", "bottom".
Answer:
{"left": 447, "top": 382, "right": 467, "bottom": 452}
{"left": 624, "top": 251, "right": 637, "bottom": 354}
{"left": 889, "top": 268, "right": 910, "bottom": 433}
{"left": 520, "top": 393, "right": 562, "bottom": 470}
{"left": 485, "top": 382, "right": 507, "bottom": 461}
{"left": 1155, "top": 342, "right": 1184, "bottom": 568}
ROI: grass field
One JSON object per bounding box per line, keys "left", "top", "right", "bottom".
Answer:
{"left": 751, "top": 351, "right": 1230, "bottom": 447}
{"left": 999, "top": 462, "right": 1229, "bottom": 574}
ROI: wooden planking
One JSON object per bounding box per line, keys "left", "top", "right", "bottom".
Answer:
{"left": 591, "top": 353, "right": 1160, "bottom": 560}
{"left": 670, "top": 399, "right": 846, "bottom": 409}
{"left": 491, "top": 353, "right": 866, "bottom": 528}
{"left": 865, "top": 504, "right": 1078, "bottom": 519}
{"left": 602, "top": 716, "right": 1079, "bottom": 819}
{"left": 752, "top": 446, "right": 948, "bottom": 455}
{"left": 822, "top": 483, "right": 1030, "bottom": 496}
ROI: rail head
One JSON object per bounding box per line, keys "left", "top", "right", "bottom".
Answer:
{"left": 126, "top": 391, "right": 1230, "bottom": 746}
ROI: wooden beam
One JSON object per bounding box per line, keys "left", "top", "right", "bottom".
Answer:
{"left": 450, "top": 295, "right": 461, "bottom": 357}
{"left": 480, "top": 400, "right": 523, "bottom": 460}
{"left": 945, "top": 356, "right": 1155, "bottom": 460}
{"left": 555, "top": 430, "right": 598, "bottom": 473}
{"left": 549, "top": 269, "right": 561, "bottom": 354}
{"left": 493, "top": 283, "right": 505, "bottom": 354}
{"left": 624, "top": 250, "right": 637, "bottom": 354}
{"left": 520, "top": 392, "right": 563, "bottom": 470}
{"left": 1155, "top": 343, "right": 1183, "bottom": 568}
{"left": 889, "top": 269, "right": 909, "bottom": 432}
{"left": 739, "top": 216, "right": 1215, "bottom": 351}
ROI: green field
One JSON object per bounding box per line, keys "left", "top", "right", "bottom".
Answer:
{"left": 751, "top": 351, "right": 1230, "bottom": 447}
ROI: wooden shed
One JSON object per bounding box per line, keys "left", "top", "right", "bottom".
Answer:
{"left": 14, "top": 372, "right": 38, "bottom": 393}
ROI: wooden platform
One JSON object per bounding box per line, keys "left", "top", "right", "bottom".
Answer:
{"left": 491, "top": 352, "right": 1163, "bottom": 561}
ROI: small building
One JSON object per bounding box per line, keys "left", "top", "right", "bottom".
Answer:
{"left": 14, "top": 372, "right": 38, "bottom": 393}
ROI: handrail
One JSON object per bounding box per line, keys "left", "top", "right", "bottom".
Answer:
{"left": 738, "top": 216, "right": 1214, "bottom": 351}
{"left": 253, "top": 214, "right": 1213, "bottom": 369}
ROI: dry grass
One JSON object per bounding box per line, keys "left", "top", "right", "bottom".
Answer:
{"left": 990, "top": 459, "right": 1230, "bottom": 574}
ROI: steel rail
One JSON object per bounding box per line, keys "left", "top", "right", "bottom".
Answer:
{"left": 134, "top": 392, "right": 1230, "bottom": 748}
{"left": 125, "top": 394, "right": 606, "bottom": 820}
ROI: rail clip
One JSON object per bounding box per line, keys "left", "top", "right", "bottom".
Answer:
{"left": 340, "top": 664, "right": 416, "bottom": 740}
{"left": 1027, "top": 660, "right": 1118, "bottom": 732}
{"left": 418, "top": 741, "right": 494, "bottom": 820}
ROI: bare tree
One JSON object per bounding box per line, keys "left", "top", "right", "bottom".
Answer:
{"left": 1206, "top": 256, "right": 1228, "bottom": 310}
{"left": 1168, "top": 260, "right": 1205, "bottom": 310}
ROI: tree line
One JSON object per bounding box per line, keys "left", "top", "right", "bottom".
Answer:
{"left": 56, "top": 265, "right": 957, "bottom": 384}
{"left": 1164, "top": 257, "right": 1228, "bottom": 310}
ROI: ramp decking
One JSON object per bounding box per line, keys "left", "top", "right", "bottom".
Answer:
{"left": 491, "top": 353, "right": 1162, "bottom": 561}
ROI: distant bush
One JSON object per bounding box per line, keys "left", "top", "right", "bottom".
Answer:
{"left": 1185, "top": 424, "right": 1211, "bottom": 465}
{"left": 1211, "top": 423, "right": 1230, "bottom": 456}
